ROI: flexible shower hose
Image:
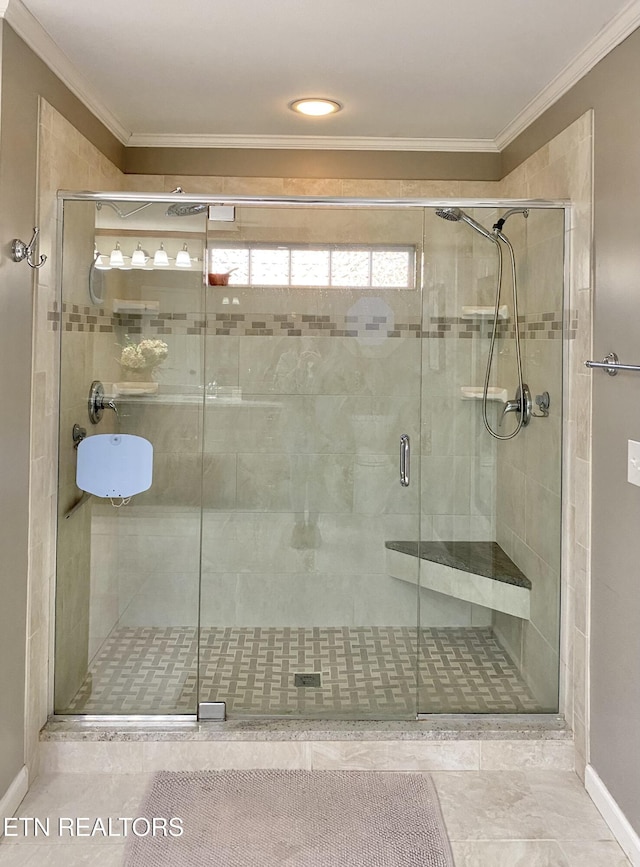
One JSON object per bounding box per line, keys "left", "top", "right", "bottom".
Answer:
{"left": 481, "top": 230, "right": 525, "bottom": 441}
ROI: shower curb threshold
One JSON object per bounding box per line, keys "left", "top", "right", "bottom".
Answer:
{"left": 42, "top": 716, "right": 571, "bottom": 742}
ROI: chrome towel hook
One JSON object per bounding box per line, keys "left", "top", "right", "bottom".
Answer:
{"left": 11, "top": 227, "right": 47, "bottom": 269}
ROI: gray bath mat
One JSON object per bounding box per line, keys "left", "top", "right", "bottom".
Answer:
{"left": 125, "top": 769, "right": 454, "bottom": 866}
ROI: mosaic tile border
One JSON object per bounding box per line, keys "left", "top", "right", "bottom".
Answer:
{"left": 50, "top": 303, "right": 575, "bottom": 340}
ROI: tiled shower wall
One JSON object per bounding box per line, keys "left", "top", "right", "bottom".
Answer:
{"left": 420, "top": 209, "right": 499, "bottom": 545}
{"left": 83, "top": 207, "right": 567, "bottom": 638}
{"left": 54, "top": 200, "right": 97, "bottom": 708}
{"left": 28, "top": 99, "right": 123, "bottom": 772}
{"left": 492, "top": 207, "right": 566, "bottom": 711}
{"left": 103, "top": 206, "right": 493, "bottom": 630}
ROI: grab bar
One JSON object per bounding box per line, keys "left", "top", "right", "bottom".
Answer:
{"left": 64, "top": 491, "right": 92, "bottom": 519}
{"left": 585, "top": 352, "right": 640, "bottom": 376}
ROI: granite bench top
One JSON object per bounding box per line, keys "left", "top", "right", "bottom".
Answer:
{"left": 385, "top": 540, "right": 531, "bottom": 590}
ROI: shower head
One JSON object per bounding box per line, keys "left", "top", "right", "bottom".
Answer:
{"left": 435, "top": 207, "right": 462, "bottom": 222}
{"left": 435, "top": 207, "right": 496, "bottom": 242}
{"left": 166, "top": 202, "right": 208, "bottom": 217}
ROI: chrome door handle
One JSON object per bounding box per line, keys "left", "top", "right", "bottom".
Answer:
{"left": 400, "top": 434, "right": 410, "bottom": 487}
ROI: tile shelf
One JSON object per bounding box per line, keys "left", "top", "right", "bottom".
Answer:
{"left": 460, "top": 386, "right": 508, "bottom": 402}
{"left": 460, "top": 305, "right": 509, "bottom": 319}
{"left": 113, "top": 299, "right": 160, "bottom": 314}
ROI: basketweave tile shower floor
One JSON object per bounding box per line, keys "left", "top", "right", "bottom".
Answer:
{"left": 64, "top": 626, "right": 541, "bottom": 715}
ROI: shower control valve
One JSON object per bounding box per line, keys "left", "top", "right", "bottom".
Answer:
{"left": 499, "top": 384, "right": 532, "bottom": 428}
{"left": 88, "top": 380, "right": 119, "bottom": 425}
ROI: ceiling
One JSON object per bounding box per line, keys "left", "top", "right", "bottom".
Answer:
{"left": 5, "top": 0, "right": 640, "bottom": 148}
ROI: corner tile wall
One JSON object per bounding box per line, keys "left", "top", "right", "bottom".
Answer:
{"left": 29, "top": 101, "right": 123, "bottom": 766}
{"left": 491, "top": 207, "right": 565, "bottom": 711}
{"left": 498, "top": 111, "right": 593, "bottom": 776}
{"left": 54, "top": 199, "right": 95, "bottom": 708}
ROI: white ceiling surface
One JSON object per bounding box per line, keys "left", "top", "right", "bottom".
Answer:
{"left": 15, "top": 0, "right": 637, "bottom": 145}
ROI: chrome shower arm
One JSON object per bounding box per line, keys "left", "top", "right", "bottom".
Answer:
{"left": 493, "top": 208, "right": 529, "bottom": 232}
{"left": 96, "top": 188, "right": 184, "bottom": 219}
{"left": 96, "top": 200, "right": 154, "bottom": 219}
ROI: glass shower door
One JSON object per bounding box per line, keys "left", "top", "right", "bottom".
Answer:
{"left": 198, "top": 204, "right": 424, "bottom": 719}
{"left": 54, "top": 198, "right": 207, "bottom": 715}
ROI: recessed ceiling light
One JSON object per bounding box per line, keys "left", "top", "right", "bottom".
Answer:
{"left": 289, "top": 98, "right": 342, "bottom": 117}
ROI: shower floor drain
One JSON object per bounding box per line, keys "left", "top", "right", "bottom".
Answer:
{"left": 294, "top": 673, "right": 322, "bottom": 688}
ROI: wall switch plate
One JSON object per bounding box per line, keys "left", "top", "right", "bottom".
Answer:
{"left": 628, "top": 440, "right": 640, "bottom": 486}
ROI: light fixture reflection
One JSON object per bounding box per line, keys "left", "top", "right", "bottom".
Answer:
{"left": 109, "top": 242, "right": 124, "bottom": 267}
{"left": 175, "top": 243, "right": 192, "bottom": 268}
{"left": 153, "top": 242, "right": 169, "bottom": 267}
{"left": 94, "top": 248, "right": 111, "bottom": 270}
{"left": 131, "top": 243, "right": 147, "bottom": 267}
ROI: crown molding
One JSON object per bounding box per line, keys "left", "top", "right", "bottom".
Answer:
{"left": 0, "top": 0, "right": 131, "bottom": 145}
{"left": 126, "top": 133, "right": 500, "bottom": 152}
{"left": 3, "top": 0, "right": 640, "bottom": 154}
{"left": 495, "top": 0, "right": 640, "bottom": 149}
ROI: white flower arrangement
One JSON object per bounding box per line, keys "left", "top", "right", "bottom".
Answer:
{"left": 119, "top": 338, "right": 169, "bottom": 373}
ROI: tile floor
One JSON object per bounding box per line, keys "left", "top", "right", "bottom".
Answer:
{"left": 63, "top": 626, "right": 541, "bottom": 716}
{"left": 0, "top": 769, "right": 631, "bottom": 866}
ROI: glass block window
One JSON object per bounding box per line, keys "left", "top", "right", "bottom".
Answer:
{"left": 208, "top": 244, "right": 415, "bottom": 289}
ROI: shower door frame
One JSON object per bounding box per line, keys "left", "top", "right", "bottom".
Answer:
{"left": 52, "top": 191, "right": 570, "bottom": 724}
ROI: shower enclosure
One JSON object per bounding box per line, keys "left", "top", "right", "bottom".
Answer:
{"left": 54, "top": 194, "right": 565, "bottom": 720}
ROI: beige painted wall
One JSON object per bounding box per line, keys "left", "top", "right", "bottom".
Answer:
{"left": 124, "top": 146, "right": 501, "bottom": 182}
{"left": 0, "top": 18, "right": 29, "bottom": 801}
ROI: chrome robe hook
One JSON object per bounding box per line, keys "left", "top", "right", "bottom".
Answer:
{"left": 11, "top": 227, "right": 47, "bottom": 268}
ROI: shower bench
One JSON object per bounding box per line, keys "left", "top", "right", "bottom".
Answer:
{"left": 385, "top": 540, "right": 531, "bottom": 619}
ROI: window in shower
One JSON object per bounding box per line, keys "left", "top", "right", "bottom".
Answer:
{"left": 208, "top": 242, "right": 416, "bottom": 289}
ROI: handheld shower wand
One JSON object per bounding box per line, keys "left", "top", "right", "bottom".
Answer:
{"left": 435, "top": 207, "right": 530, "bottom": 440}
{"left": 435, "top": 207, "right": 496, "bottom": 241}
